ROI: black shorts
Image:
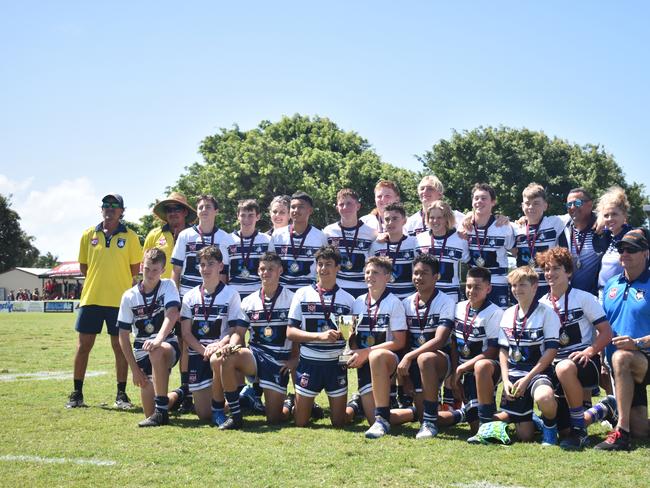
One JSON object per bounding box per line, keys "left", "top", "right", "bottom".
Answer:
{"left": 631, "top": 352, "right": 650, "bottom": 408}
{"left": 75, "top": 305, "right": 119, "bottom": 336}
{"left": 552, "top": 354, "right": 601, "bottom": 394}
{"left": 500, "top": 373, "right": 553, "bottom": 423}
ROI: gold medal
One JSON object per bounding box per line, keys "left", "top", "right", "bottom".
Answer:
{"left": 289, "top": 261, "right": 300, "bottom": 273}
{"left": 343, "top": 259, "right": 353, "bottom": 270}
{"left": 559, "top": 331, "right": 570, "bottom": 346}
{"left": 240, "top": 267, "right": 250, "bottom": 278}
{"left": 144, "top": 322, "right": 154, "bottom": 334}
{"left": 417, "top": 334, "right": 426, "bottom": 345}
{"left": 512, "top": 347, "right": 522, "bottom": 362}
{"left": 461, "top": 344, "right": 471, "bottom": 357}
{"left": 264, "top": 326, "right": 273, "bottom": 337}
{"left": 202, "top": 323, "right": 210, "bottom": 335}
{"left": 575, "top": 259, "right": 582, "bottom": 269}
{"left": 366, "top": 335, "right": 375, "bottom": 347}
{"left": 475, "top": 256, "right": 485, "bottom": 267}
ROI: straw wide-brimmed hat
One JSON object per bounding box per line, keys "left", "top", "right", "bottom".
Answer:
{"left": 152, "top": 192, "right": 197, "bottom": 224}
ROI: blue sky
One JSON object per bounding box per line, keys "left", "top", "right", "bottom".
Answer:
{"left": 1, "top": 1, "right": 649, "bottom": 260}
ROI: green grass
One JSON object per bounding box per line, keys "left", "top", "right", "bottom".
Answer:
{"left": 1, "top": 313, "right": 649, "bottom": 487}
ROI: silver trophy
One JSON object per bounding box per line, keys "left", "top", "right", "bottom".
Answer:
{"left": 337, "top": 314, "right": 358, "bottom": 365}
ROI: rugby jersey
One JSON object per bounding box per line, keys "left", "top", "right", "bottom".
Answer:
{"left": 498, "top": 302, "right": 560, "bottom": 376}
{"left": 351, "top": 290, "right": 407, "bottom": 349}
{"left": 323, "top": 220, "right": 377, "bottom": 297}
{"left": 404, "top": 209, "right": 467, "bottom": 236}
{"left": 288, "top": 284, "right": 355, "bottom": 362}
{"left": 402, "top": 290, "right": 455, "bottom": 352}
{"left": 241, "top": 286, "right": 294, "bottom": 362}
{"left": 369, "top": 235, "right": 418, "bottom": 299}
{"left": 467, "top": 216, "right": 516, "bottom": 287}
{"left": 271, "top": 225, "right": 328, "bottom": 292}
{"left": 360, "top": 213, "right": 384, "bottom": 233}
{"left": 452, "top": 300, "right": 503, "bottom": 364}
{"left": 415, "top": 229, "right": 469, "bottom": 301}
{"left": 180, "top": 283, "right": 246, "bottom": 355}
{"left": 227, "top": 231, "right": 275, "bottom": 298}
{"left": 598, "top": 225, "right": 632, "bottom": 290}
{"left": 117, "top": 279, "right": 181, "bottom": 361}
{"left": 539, "top": 287, "right": 607, "bottom": 359}
{"left": 171, "top": 225, "right": 234, "bottom": 297}
{"left": 512, "top": 216, "right": 565, "bottom": 289}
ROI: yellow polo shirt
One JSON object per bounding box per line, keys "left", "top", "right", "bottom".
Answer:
{"left": 143, "top": 224, "right": 179, "bottom": 279}
{"left": 78, "top": 223, "right": 142, "bottom": 307}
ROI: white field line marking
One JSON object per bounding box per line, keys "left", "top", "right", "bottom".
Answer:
{"left": 0, "top": 455, "right": 116, "bottom": 466}
{"left": 0, "top": 371, "right": 106, "bottom": 382}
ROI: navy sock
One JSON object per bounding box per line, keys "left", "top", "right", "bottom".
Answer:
{"left": 423, "top": 400, "right": 438, "bottom": 423}
{"left": 442, "top": 387, "right": 454, "bottom": 406}
{"left": 375, "top": 406, "right": 390, "bottom": 423}
{"left": 451, "top": 408, "right": 465, "bottom": 425}
{"left": 74, "top": 379, "right": 84, "bottom": 393}
{"left": 117, "top": 382, "right": 127, "bottom": 394}
{"left": 155, "top": 395, "right": 169, "bottom": 414}
{"left": 586, "top": 403, "right": 607, "bottom": 422}
{"left": 180, "top": 372, "right": 189, "bottom": 393}
{"left": 212, "top": 399, "right": 225, "bottom": 411}
{"left": 478, "top": 403, "right": 496, "bottom": 425}
{"left": 225, "top": 391, "right": 241, "bottom": 420}
{"left": 569, "top": 406, "right": 585, "bottom": 430}
{"left": 542, "top": 415, "right": 556, "bottom": 428}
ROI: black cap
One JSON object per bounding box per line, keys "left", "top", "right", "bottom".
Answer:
{"left": 102, "top": 193, "right": 125, "bottom": 209}
{"left": 615, "top": 227, "right": 650, "bottom": 252}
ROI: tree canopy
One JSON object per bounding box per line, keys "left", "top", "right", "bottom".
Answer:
{"left": 0, "top": 194, "right": 40, "bottom": 273}
{"left": 166, "top": 114, "right": 420, "bottom": 231}
{"left": 418, "top": 126, "right": 647, "bottom": 226}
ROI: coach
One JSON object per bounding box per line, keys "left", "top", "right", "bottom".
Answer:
{"left": 66, "top": 194, "right": 142, "bottom": 409}
{"left": 596, "top": 228, "right": 650, "bottom": 451}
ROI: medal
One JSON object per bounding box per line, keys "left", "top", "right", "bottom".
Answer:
{"left": 289, "top": 261, "right": 300, "bottom": 274}
{"left": 144, "top": 322, "right": 154, "bottom": 334}
{"left": 559, "top": 331, "right": 570, "bottom": 346}
{"left": 475, "top": 256, "right": 486, "bottom": 267}
{"left": 240, "top": 267, "right": 250, "bottom": 278}
{"left": 138, "top": 281, "right": 161, "bottom": 336}
{"left": 289, "top": 224, "right": 310, "bottom": 274}
{"left": 461, "top": 343, "right": 471, "bottom": 357}
{"left": 264, "top": 326, "right": 273, "bottom": 338}
{"left": 472, "top": 327, "right": 480, "bottom": 336}
{"left": 366, "top": 335, "right": 376, "bottom": 347}
{"left": 512, "top": 347, "right": 522, "bottom": 362}
{"left": 417, "top": 334, "right": 426, "bottom": 345}
{"left": 511, "top": 302, "right": 538, "bottom": 363}
{"left": 472, "top": 216, "right": 494, "bottom": 269}
{"left": 575, "top": 259, "right": 582, "bottom": 269}
{"left": 238, "top": 231, "right": 257, "bottom": 278}
{"left": 386, "top": 237, "right": 405, "bottom": 283}
{"left": 338, "top": 222, "right": 360, "bottom": 272}
{"left": 199, "top": 285, "right": 218, "bottom": 337}
{"left": 390, "top": 273, "right": 396, "bottom": 283}
{"left": 343, "top": 259, "right": 353, "bottom": 270}
{"left": 525, "top": 218, "right": 542, "bottom": 267}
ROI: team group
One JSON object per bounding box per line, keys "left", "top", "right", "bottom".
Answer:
{"left": 65, "top": 176, "right": 650, "bottom": 451}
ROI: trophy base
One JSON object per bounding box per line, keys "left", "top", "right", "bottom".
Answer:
{"left": 338, "top": 353, "right": 353, "bottom": 366}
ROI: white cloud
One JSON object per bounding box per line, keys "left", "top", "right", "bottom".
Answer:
{"left": 0, "top": 175, "right": 34, "bottom": 195}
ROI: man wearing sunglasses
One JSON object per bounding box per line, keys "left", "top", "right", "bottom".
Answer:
{"left": 66, "top": 194, "right": 143, "bottom": 409}
{"left": 596, "top": 228, "right": 650, "bottom": 451}
{"left": 559, "top": 188, "right": 610, "bottom": 296}
{"left": 143, "top": 192, "right": 197, "bottom": 413}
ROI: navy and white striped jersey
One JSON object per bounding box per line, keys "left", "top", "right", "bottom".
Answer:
{"left": 171, "top": 225, "right": 235, "bottom": 297}
{"left": 404, "top": 209, "right": 466, "bottom": 236}
{"left": 180, "top": 283, "right": 247, "bottom": 355}
{"left": 271, "top": 225, "right": 328, "bottom": 292}
{"left": 415, "top": 229, "right": 470, "bottom": 301}
{"left": 539, "top": 287, "right": 608, "bottom": 359}
{"left": 452, "top": 300, "right": 503, "bottom": 364}
{"left": 498, "top": 302, "right": 560, "bottom": 376}
{"left": 512, "top": 216, "right": 565, "bottom": 289}
{"left": 402, "top": 290, "right": 455, "bottom": 352}
{"left": 369, "top": 235, "right": 418, "bottom": 299}
{"left": 323, "top": 220, "right": 377, "bottom": 297}
{"left": 227, "top": 231, "right": 275, "bottom": 298}
{"left": 241, "top": 286, "right": 294, "bottom": 363}
{"left": 288, "top": 284, "right": 355, "bottom": 362}
{"left": 467, "top": 216, "right": 516, "bottom": 287}
{"left": 351, "top": 291, "right": 407, "bottom": 349}
{"left": 360, "top": 213, "right": 384, "bottom": 233}
{"left": 117, "top": 279, "right": 181, "bottom": 361}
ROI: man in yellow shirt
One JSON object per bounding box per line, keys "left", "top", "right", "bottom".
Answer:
{"left": 66, "top": 194, "right": 143, "bottom": 409}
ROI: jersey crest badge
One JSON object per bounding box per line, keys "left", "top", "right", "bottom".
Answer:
{"left": 330, "top": 238, "right": 340, "bottom": 247}
{"left": 609, "top": 287, "right": 618, "bottom": 299}
{"left": 91, "top": 238, "right": 99, "bottom": 246}
{"left": 117, "top": 238, "right": 126, "bottom": 248}
{"left": 158, "top": 237, "right": 167, "bottom": 247}
{"left": 636, "top": 289, "right": 646, "bottom": 301}
{"left": 305, "top": 249, "right": 313, "bottom": 257}
{"left": 189, "top": 243, "right": 197, "bottom": 252}
{"left": 308, "top": 304, "right": 316, "bottom": 312}
{"left": 251, "top": 312, "right": 259, "bottom": 321}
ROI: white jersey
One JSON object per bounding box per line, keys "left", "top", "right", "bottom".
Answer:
{"left": 180, "top": 283, "right": 246, "bottom": 355}
{"left": 360, "top": 213, "right": 384, "bottom": 233}
{"left": 117, "top": 279, "right": 180, "bottom": 361}
{"left": 171, "top": 225, "right": 235, "bottom": 297}
{"left": 402, "top": 290, "right": 455, "bottom": 352}
{"left": 498, "top": 302, "right": 560, "bottom": 376}
{"left": 227, "top": 231, "right": 274, "bottom": 298}
{"left": 467, "top": 216, "right": 516, "bottom": 286}
{"left": 512, "top": 216, "right": 565, "bottom": 289}
{"left": 271, "top": 225, "right": 328, "bottom": 292}
{"left": 351, "top": 291, "right": 407, "bottom": 349}
{"left": 323, "top": 220, "right": 377, "bottom": 297}
{"left": 369, "top": 235, "right": 418, "bottom": 299}
{"left": 288, "top": 284, "right": 355, "bottom": 362}
{"left": 452, "top": 300, "right": 503, "bottom": 365}
{"left": 241, "top": 286, "right": 294, "bottom": 363}
{"left": 539, "top": 287, "right": 608, "bottom": 359}
{"left": 404, "top": 209, "right": 466, "bottom": 236}
{"left": 415, "top": 229, "right": 470, "bottom": 300}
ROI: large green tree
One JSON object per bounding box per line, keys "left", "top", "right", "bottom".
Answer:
{"left": 0, "top": 194, "right": 40, "bottom": 272}
{"left": 166, "top": 114, "right": 419, "bottom": 231}
{"left": 419, "top": 126, "right": 647, "bottom": 225}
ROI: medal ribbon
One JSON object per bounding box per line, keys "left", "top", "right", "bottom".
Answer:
{"left": 472, "top": 215, "right": 495, "bottom": 263}
{"left": 366, "top": 289, "right": 389, "bottom": 332}
{"left": 260, "top": 286, "right": 282, "bottom": 324}
{"left": 239, "top": 230, "right": 258, "bottom": 271}
{"left": 415, "top": 291, "right": 436, "bottom": 331}
{"left": 197, "top": 224, "right": 218, "bottom": 246}
{"left": 317, "top": 285, "right": 337, "bottom": 324}
{"left": 462, "top": 302, "right": 480, "bottom": 343}
{"left": 549, "top": 287, "right": 571, "bottom": 337}
{"left": 430, "top": 231, "right": 449, "bottom": 260}
{"left": 200, "top": 285, "right": 218, "bottom": 324}
{"left": 289, "top": 224, "right": 310, "bottom": 261}
{"left": 338, "top": 222, "right": 360, "bottom": 266}
{"left": 138, "top": 281, "right": 161, "bottom": 322}
{"left": 570, "top": 225, "right": 586, "bottom": 258}
{"left": 525, "top": 216, "right": 543, "bottom": 261}
{"left": 512, "top": 301, "right": 539, "bottom": 349}
{"left": 386, "top": 236, "right": 406, "bottom": 272}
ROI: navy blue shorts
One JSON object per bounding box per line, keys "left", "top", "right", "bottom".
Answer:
{"left": 188, "top": 353, "right": 213, "bottom": 392}
{"left": 500, "top": 373, "right": 553, "bottom": 423}
{"left": 75, "top": 305, "right": 119, "bottom": 336}
{"left": 295, "top": 358, "right": 347, "bottom": 398}
{"left": 552, "top": 354, "right": 601, "bottom": 395}
{"left": 408, "top": 351, "right": 451, "bottom": 393}
{"left": 135, "top": 340, "right": 181, "bottom": 377}
{"left": 250, "top": 346, "right": 290, "bottom": 395}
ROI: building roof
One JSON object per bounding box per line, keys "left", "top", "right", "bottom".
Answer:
{"left": 13, "top": 267, "right": 51, "bottom": 276}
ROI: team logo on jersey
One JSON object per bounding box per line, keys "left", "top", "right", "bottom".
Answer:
{"left": 279, "top": 312, "right": 286, "bottom": 320}
{"left": 567, "top": 313, "right": 574, "bottom": 322}
{"left": 330, "top": 238, "right": 340, "bottom": 247}
{"left": 636, "top": 290, "right": 646, "bottom": 301}
{"left": 308, "top": 304, "right": 316, "bottom": 312}
{"left": 251, "top": 312, "right": 260, "bottom": 321}
{"left": 300, "top": 373, "right": 310, "bottom": 388}
{"left": 91, "top": 238, "right": 99, "bottom": 246}
{"left": 489, "top": 239, "right": 496, "bottom": 246}
{"left": 117, "top": 238, "right": 126, "bottom": 248}
{"left": 305, "top": 249, "right": 313, "bottom": 257}
{"left": 281, "top": 246, "right": 288, "bottom": 255}
{"left": 609, "top": 287, "right": 618, "bottom": 299}
{"left": 158, "top": 237, "right": 167, "bottom": 247}
{"left": 336, "top": 307, "right": 343, "bottom": 315}
{"left": 274, "top": 374, "right": 281, "bottom": 384}
{"left": 228, "top": 244, "right": 237, "bottom": 253}
{"left": 189, "top": 243, "right": 197, "bottom": 252}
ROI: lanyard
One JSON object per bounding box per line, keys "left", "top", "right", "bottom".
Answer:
{"left": 260, "top": 286, "right": 282, "bottom": 324}
{"left": 415, "top": 291, "right": 436, "bottom": 331}
{"left": 239, "top": 231, "right": 258, "bottom": 270}
{"left": 200, "top": 285, "right": 218, "bottom": 323}
{"left": 386, "top": 236, "right": 406, "bottom": 270}
{"left": 138, "top": 281, "right": 161, "bottom": 321}
{"left": 289, "top": 224, "right": 310, "bottom": 261}
{"left": 525, "top": 217, "right": 543, "bottom": 259}
{"left": 366, "top": 289, "right": 389, "bottom": 332}
{"left": 549, "top": 287, "right": 571, "bottom": 327}
{"left": 462, "top": 302, "right": 480, "bottom": 343}
{"left": 430, "top": 231, "right": 449, "bottom": 259}
{"left": 338, "top": 222, "right": 360, "bottom": 263}
{"left": 512, "top": 302, "right": 538, "bottom": 348}
{"left": 317, "top": 285, "right": 337, "bottom": 323}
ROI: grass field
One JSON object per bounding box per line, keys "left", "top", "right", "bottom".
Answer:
{"left": 1, "top": 313, "right": 649, "bottom": 488}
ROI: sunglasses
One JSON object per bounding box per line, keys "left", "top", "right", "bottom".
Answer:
{"left": 165, "top": 205, "right": 185, "bottom": 213}
{"left": 101, "top": 202, "right": 122, "bottom": 209}
{"left": 619, "top": 246, "right": 642, "bottom": 254}
{"left": 565, "top": 199, "right": 590, "bottom": 209}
